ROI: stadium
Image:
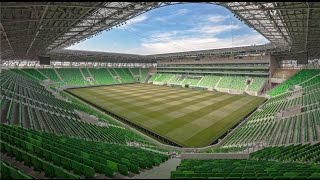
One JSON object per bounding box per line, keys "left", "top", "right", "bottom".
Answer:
{"left": 1, "top": 2, "right": 320, "bottom": 179}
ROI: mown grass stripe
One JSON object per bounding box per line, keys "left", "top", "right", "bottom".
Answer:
{"left": 68, "top": 84, "right": 266, "bottom": 147}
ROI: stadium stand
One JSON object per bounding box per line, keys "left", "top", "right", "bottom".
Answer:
{"left": 171, "top": 159, "right": 320, "bottom": 179}
{"left": 206, "top": 146, "right": 247, "bottom": 153}
{"left": 88, "top": 68, "right": 117, "bottom": 85}
{"left": 9, "top": 69, "right": 40, "bottom": 82}
{"left": 140, "top": 68, "right": 149, "bottom": 82}
{"left": 0, "top": 160, "right": 33, "bottom": 179}
{"left": 0, "top": 124, "right": 168, "bottom": 178}
{"left": 80, "top": 68, "right": 91, "bottom": 78}
{"left": 55, "top": 68, "right": 86, "bottom": 86}
{"left": 21, "top": 69, "right": 48, "bottom": 81}
{"left": 37, "top": 68, "right": 61, "bottom": 82}
{"left": 250, "top": 143, "right": 320, "bottom": 164}
{"left": 197, "top": 75, "right": 221, "bottom": 88}
{"left": 149, "top": 72, "right": 267, "bottom": 93}
{"left": 150, "top": 73, "right": 175, "bottom": 83}
{"left": 247, "top": 77, "right": 267, "bottom": 92}
{"left": 181, "top": 76, "right": 201, "bottom": 86}
{"left": 129, "top": 68, "right": 140, "bottom": 76}
{"left": 2, "top": 2, "right": 320, "bottom": 179}
{"left": 0, "top": 69, "right": 150, "bottom": 145}
{"left": 217, "top": 75, "right": 247, "bottom": 91}
{"left": 268, "top": 69, "right": 320, "bottom": 97}
{"left": 222, "top": 70, "right": 320, "bottom": 147}
{"left": 113, "top": 68, "right": 135, "bottom": 83}
{"left": 168, "top": 74, "right": 186, "bottom": 84}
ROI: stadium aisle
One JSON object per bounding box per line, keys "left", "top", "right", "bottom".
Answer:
{"left": 131, "top": 158, "right": 181, "bottom": 179}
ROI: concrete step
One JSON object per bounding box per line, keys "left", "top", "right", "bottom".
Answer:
{"left": 131, "top": 158, "right": 181, "bottom": 179}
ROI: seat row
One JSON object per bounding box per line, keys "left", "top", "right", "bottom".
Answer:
{"left": 0, "top": 124, "right": 168, "bottom": 178}
{"left": 171, "top": 159, "right": 320, "bottom": 179}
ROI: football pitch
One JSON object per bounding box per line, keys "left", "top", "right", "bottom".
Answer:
{"left": 67, "top": 83, "right": 266, "bottom": 147}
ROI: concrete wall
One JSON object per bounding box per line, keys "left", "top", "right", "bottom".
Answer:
{"left": 271, "top": 78, "right": 286, "bottom": 84}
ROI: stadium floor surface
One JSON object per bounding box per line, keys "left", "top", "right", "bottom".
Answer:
{"left": 67, "top": 83, "right": 266, "bottom": 147}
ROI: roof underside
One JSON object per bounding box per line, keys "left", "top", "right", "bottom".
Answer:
{"left": 1, "top": 2, "right": 320, "bottom": 64}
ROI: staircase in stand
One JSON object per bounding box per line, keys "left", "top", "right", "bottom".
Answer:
{"left": 131, "top": 158, "right": 181, "bottom": 179}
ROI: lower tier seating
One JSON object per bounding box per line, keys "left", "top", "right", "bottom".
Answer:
{"left": 114, "top": 68, "right": 135, "bottom": 83}
{"left": 223, "top": 81, "right": 320, "bottom": 147}
{"left": 87, "top": 68, "right": 117, "bottom": 85}
{"left": 0, "top": 124, "right": 169, "bottom": 178}
{"left": 140, "top": 68, "right": 149, "bottom": 82}
{"left": 181, "top": 76, "right": 201, "bottom": 86}
{"left": 247, "top": 77, "right": 267, "bottom": 92}
{"left": 268, "top": 69, "right": 320, "bottom": 97}
{"left": 150, "top": 73, "right": 175, "bottom": 83}
{"left": 217, "top": 75, "right": 247, "bottom": 90}
{"left": 197, "top": 75, "right": 221, "bottom": 88}
{"left": 56, "top": 68, "right": 86, "bottom": 86}
{"left": 250, "top": 143, "right": 320, "bottom": 164}
{"left": 21, "top": 69, "right": 47, "bottom": 81}
{"left": 150, "top": 73, "right": 266, "bottom": 92}
{"left": 1, "top": 69, "right": 151, "bottom": 145}
{"left": 171, "top": 159, "right": 320, "bottom": 179}
{"left": 37, "top": 68, "right": 61, "bottom": 82}
{"left": 1, "top": 160, "right": 33, "bottom": 179}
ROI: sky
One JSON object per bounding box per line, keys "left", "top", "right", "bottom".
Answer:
{"left": 67, "top": 3, "right": 269, "bottom": 55}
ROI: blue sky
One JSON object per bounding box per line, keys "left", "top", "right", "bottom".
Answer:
{"left": 67, "top": 3, "right": 269, "bottom": 55}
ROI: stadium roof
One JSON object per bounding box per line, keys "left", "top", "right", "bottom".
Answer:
{"left": 1, "top": 2, "right": 320, "bottom": 63}
{"left": 46, "top": 44, "right": 278, "bottom": 63}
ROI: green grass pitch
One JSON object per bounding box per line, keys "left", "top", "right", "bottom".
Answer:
{"left": 67, "top": 83, "right": 266, "bottom": 147}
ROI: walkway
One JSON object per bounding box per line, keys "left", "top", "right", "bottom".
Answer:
{"left": 131, "top": 158, "right": 181, "bottom": 179}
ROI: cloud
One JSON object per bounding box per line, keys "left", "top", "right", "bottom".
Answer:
{"left": 154, "top": 8, "right": 189, "bottom": 23}
{"left": 126, "top": 34, "right": 269, "bottom": 55}
{"left": 148, "top": 31, "right": 178, "bottom": 42}
{"left": 192, "top": 24, "right": 241, "bottom": 34}
{"left": 67, "top": 5, "right": 269, "bottom": 55}
{"left": 119, "top": 14, "right": 148, "bottom": 29}
{"left": 207, "top": 15, "right": 229, "bottom": 23}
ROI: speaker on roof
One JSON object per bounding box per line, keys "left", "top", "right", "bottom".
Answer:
{"left": 296, "top": 51, "right": 308, "bottom": 65}
{"left": 38, "top": 55, "right": 51, "bottom": 65}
